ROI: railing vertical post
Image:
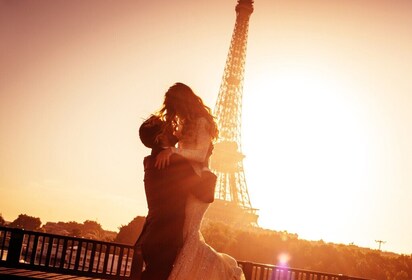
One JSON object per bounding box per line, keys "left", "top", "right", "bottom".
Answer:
{"left": 30, "top": 235, "right": 39, "bottom": 265}
{"left": 88, "top": 242, "right": 97, "bottom": 273}
{"left": 60, "top": 238, "right": 68, "bottom": 269}
{"left": 241, "top": 261, "right": 254, "bottom": 280}
{"left": 6, "top": 228, "right": 24, "bottom": 266}
{"left": 130, "top": 245, "right": 143, "bottom": 280}
{"left": 74, "top": 240, "right": 82, "bottom": 271}
{"left": 45, "top": 236, "right": 54, "bottom": 267}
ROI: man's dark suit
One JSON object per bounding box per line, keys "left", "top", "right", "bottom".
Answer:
{"left": 136, "top": 149, "right": 209, "bottom": 280}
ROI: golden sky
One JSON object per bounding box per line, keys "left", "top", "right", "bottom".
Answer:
{"left": 1, "top": 0, "right": 411, "bottom": 255}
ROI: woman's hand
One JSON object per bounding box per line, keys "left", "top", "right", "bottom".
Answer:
{"left": 155, "top": 148, "right": 174, "bottom": 169}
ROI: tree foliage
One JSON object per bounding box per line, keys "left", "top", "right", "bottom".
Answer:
{"left": 0, "top": 214, "right": 5, "bottom": 226}
{"left": 9, "top": 214, "right": 41, "bottom": 230}
{"left": 200, "top": 221, "right": 412, "bottom": 280}
{"left": 41, "top": 220, "right": 116, "bottom": 241}
{"left": 115, "top": 216, "right": 146, "bottom": 245}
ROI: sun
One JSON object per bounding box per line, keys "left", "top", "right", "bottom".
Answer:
{"left": 241, "top": 65, "right": 373, "bottom": 244}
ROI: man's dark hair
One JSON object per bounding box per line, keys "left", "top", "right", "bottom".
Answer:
{"left": 139, "top": 115, "right": 164, "bottom": 149}
{"left": 139, "top": 115, "right": 178, "bottom": 149}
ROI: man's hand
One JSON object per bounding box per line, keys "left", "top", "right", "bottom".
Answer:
{"left": 155, "top": 148, "right": 173, "bottom": 169}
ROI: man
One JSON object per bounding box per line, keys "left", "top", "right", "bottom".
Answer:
{"left": 136, "top": 115, "right": 216, "bottom": 280}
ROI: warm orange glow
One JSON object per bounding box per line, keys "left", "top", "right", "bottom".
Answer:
{"left": 1, "top": 0, "right": 412, "bottom": 255}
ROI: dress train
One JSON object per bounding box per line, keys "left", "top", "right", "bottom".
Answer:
{"left": 168, "top": 195, "right": 245, "bottom": 280}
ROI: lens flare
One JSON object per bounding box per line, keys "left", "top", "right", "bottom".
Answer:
{"left": 278, "top": 253, "right": 291, "bottom": 267}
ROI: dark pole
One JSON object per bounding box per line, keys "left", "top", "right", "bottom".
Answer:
{"left": 375, "top": 240, "right": 386, "bottom": 251}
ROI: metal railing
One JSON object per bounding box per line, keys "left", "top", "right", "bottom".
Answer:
{"left": 0, "top": 226, "right": 142, "bottom": 279}
{"left": 0, "top": 226, "right": 371, "bottom": 280}
{"left": 238, "top": 261, "right": 371, "bottom": 280}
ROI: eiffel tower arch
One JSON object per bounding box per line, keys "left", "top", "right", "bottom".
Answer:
{"left": 205, "top": 0, "right": 258, "bottom": 227}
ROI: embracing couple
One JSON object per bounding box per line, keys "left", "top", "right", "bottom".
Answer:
{"left": 136, "top": 83, "right": 245, "bottom": 280}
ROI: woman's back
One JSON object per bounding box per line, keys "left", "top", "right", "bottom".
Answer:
{"left": 168, "top": 117, "right": 245, "bottom": 280}
{"left": 175, "top": 117, "right": 213, "bottom": 175}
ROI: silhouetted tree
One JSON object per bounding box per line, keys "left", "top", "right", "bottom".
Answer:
{"left": 41, "top": 220, "right": 115, "bottom": 241}
{"left": 9, "top": 214, "right": 41, "bottom": 230}
{"left": 115, "top": 216, "right": 145, "bottom": 245}
{"left": 82, "top": 220, "right": 104, "bottom": 239}
{"left": 0, "top": 214, "right": 5, "bottom": 226}
{"left": 70, "top": 228, "right": 82, "bottom": 237}
{"left": 199, "top": 221, "right": 412, "bottom": 280}
{"left": 394, "top": 271, "right": 409, "bottom": 280}
{"left": 83, "top": 220, "right": 103, "bottom": 232}
{"left": 202, "top": 221, "right": 237, "bottom": 252}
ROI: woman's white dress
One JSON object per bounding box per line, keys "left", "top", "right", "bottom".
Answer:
{"left": 168, "top": 118, "right": 245, "bottom": 280}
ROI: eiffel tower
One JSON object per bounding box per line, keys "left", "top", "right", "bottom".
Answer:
{"left": 205, "top": 0, "right": 258, "bottom": 226}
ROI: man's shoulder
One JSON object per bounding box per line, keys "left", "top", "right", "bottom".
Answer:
{"left": 143, "top": 155, "right": 155, "bottom": 170}
{"left": 143, "top": 155, "right": 154, "bottom": 163}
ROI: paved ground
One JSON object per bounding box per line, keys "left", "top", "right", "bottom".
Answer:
{"left": 0, "top": 267, "right": 106, "bottom": 280}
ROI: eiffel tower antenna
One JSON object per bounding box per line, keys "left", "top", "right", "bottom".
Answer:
{"left": 206, "top": 0, "right": 258, "bottom": 226}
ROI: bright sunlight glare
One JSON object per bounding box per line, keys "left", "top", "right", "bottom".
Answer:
{"left": 242, "top": 65, "right": 375, "bottom": 245}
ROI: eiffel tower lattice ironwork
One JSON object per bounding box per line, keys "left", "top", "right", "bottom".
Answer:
{"left": 206, "top": 0, "right": 258, "bottom": 226}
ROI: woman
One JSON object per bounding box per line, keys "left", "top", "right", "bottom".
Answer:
{"left": 155, "top": 83, "right": 245, "bottom": 280}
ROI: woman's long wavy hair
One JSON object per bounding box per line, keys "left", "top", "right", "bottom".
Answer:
{"left": 158, "top": 82, "right": 218, "bottom": 141}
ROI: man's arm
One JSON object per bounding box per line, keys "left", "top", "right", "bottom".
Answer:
{"left": 169, "top": 154, "right": 216, "bottom": 203}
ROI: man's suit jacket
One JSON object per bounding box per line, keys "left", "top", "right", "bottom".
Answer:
{"left": 136, "top": 151, "right": 212, "bottom": 280}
